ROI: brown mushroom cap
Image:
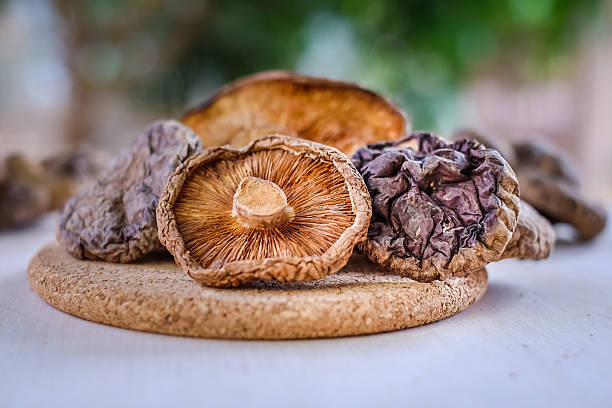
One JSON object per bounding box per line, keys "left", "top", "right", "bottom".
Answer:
{"left": 352, "top": 132, "right": 520, "bottom": 282}
{"left": 500, "top": 200, "right": 555, "bottom": 260}
{"left": 156, "top": 134, "right": 372, "bottom": 287}
{"left": 181, "top": 70, "right": 410, "bottom": 156}
{"left": 517, "top": 168, "right": 607, "bottom": 241}
{"left": 57, "top": 120, "right": 202, "bottom": 262}
{"left": 510, "top": 140, "right": 605, "bottom": 240}
{"left": 513, "top": 141, "right": 580, "bottom": 186}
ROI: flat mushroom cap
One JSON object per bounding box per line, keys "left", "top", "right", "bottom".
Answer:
{"left": 156, "top": 134, "right": 372, "bottom": 288}
{"left": 181, "top": 70, "right": 409, "bottom": 156}
{"left": 57, "top": 120, "right": 202, "bottom": 263}
{"left": 500, "top": 200, "right": 555, "bottom": 260}
{"left": 352, "top": 131, "right": 520, "bottom": 282}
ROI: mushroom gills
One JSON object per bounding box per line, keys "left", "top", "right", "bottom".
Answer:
{"left": 172, "top": 147, "right": 356, "bottom": 269}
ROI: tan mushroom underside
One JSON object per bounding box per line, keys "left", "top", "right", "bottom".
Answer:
{"left": 157, "top": 135, "right": 372, "bottom": 287}
{"left": 182, "top": 71, "right": 410, "bottom": 156}
{"left": 28, "top": 244, "right": 487, "bottom": 339}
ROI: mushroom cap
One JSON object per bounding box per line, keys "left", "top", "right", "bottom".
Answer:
{"left": 509, "top": 140, "right": 606, "bottom": 241}
{"left": 57, "top": 120, "right": 202, "bottom": 262}
{"left": 181, "top": 70, "right": 410, "bottom": 156}
{"left": 513, "top": 141, "right": 580, "bottom": 186}
{"left": 156, "top": 134, "right": 372, "bottom": 287}
{"left": 352, "top": 131, "right": 520, "bottom": 282}
{"left": 500, "top": 200, "right": 555, "bottom": 260}
{"left": 517, "top": 168, "right": 607, "bottom": 241}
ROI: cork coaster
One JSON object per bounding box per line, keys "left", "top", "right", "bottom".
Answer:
{"left": 27, "top": 243, "right": 487, "bottom": 339}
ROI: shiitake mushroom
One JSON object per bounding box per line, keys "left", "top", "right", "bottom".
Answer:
{"left": 181, "top": 71, "right": 409, "bottom": 156}
{"left": 453, "top": 129, "right": 606, "bottom": 241}
{"left": 157, "top": 134, "right": 372, "bottom": 287}
{"left": 352, "top": 131, "right": 521, "bottom": 282}
{"left": 57, "top": 120, "right": 201, "bottom": 262}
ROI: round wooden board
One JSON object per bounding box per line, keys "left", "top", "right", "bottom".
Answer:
{"left": 27, "top": 244, "right": 488, "bottom": 339}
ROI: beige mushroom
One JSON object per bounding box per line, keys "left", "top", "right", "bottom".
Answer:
{"left": 181, "top": 71, "right": 410, "bottom": 156}
{"left": 157, "top": 134, "right": 372, "bottom": 287}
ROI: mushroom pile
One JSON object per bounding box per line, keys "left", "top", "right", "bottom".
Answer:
{"left": 56, "top": 70, "right": 601, "bottom": 289}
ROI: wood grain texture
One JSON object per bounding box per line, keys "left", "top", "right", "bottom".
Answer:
{"left": 27, "top": 243, "right": 487, "bottom": 339}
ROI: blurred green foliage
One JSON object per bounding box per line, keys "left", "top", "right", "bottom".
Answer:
{"left": 52, "top": 0, "right": 604, "bottom": 129}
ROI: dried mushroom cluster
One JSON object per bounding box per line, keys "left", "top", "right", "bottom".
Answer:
{"left": 49, "top": 70, "right": 604, "bottom": 293}
{"left": 156, "top": 135, "right": 371, "bottom": 287}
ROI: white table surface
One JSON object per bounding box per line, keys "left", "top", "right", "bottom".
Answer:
{"left": 1, "top": 212, "right": 611, "bottom": 408}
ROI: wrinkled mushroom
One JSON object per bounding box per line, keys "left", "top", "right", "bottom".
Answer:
{"left": 351, "top": 132, "right": 520, "bottom": 282}
{"left": 454, "top": 130, "right": 606, "bottom": 241}
{"left": 57, "top": 120, "right": 202, "bottom": 262}
{"left": 181, "top": 70, "right": 409, "bottom": 156}
{"left": 157, "top": 134, "right": 372, "bottom": 287}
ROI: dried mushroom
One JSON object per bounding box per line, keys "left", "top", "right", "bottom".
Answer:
{"left": 517, "top": 167, "right": 606, "bottom": 240}
{"left": 513, "top": 142, "right": 580, "bottom": 186}
{"left": 157, "top": 134, "right": 372, "bottom": 287}
{"left": 512, "top": 141, "right": 607, "bottom": 240}
{"left": 500, "top": 200, "right": 555, "bottom": 260}
{"left": 57, "top": 120, "right": 201, "bottom": 262}
{"left": 0, "top": 154, "right": 52, "bottom": 230}
{"left": 454, "top": 131, "right": 606, "bottom": 241}
{"left": 352, "top": 131, "right": 520, "bottom": 282}
{"left": 182, "top": 70, "right": 409, "bottom": 156}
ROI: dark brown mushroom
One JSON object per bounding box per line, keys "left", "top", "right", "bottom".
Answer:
{"left": 514, "top": 141, "right": 606, "bottom": 240}
{"left": 156, "top": 134, "right": 372, "bottom": 287}
{"left": 517, "top": 167, "right": 606, "bottom": 240}
{"left": 351, "top": 131, "right": 520, "bottom": 282}
{"left": 181, "top": 70, "right": 409, "bottom": 156}
{"left": 513, "top": 141, "right": 580, "bottom": 186}
{"left": 453, "top": 130, "right": 606, "bottom": 241}
{"left": 57, "top": 120, "right": 202, "bottom": 262}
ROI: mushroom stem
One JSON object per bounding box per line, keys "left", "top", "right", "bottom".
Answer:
{"left": 232, "top": 177, "right": 294, "bottom": 229}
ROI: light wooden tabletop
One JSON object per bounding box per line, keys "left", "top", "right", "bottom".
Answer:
{"left": 1, "top": 212, "right": 611, "bottom": 407}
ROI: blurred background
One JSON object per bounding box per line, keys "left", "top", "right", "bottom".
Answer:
{"left": 1, "top": 0, "right": 611, "bottom": 200}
